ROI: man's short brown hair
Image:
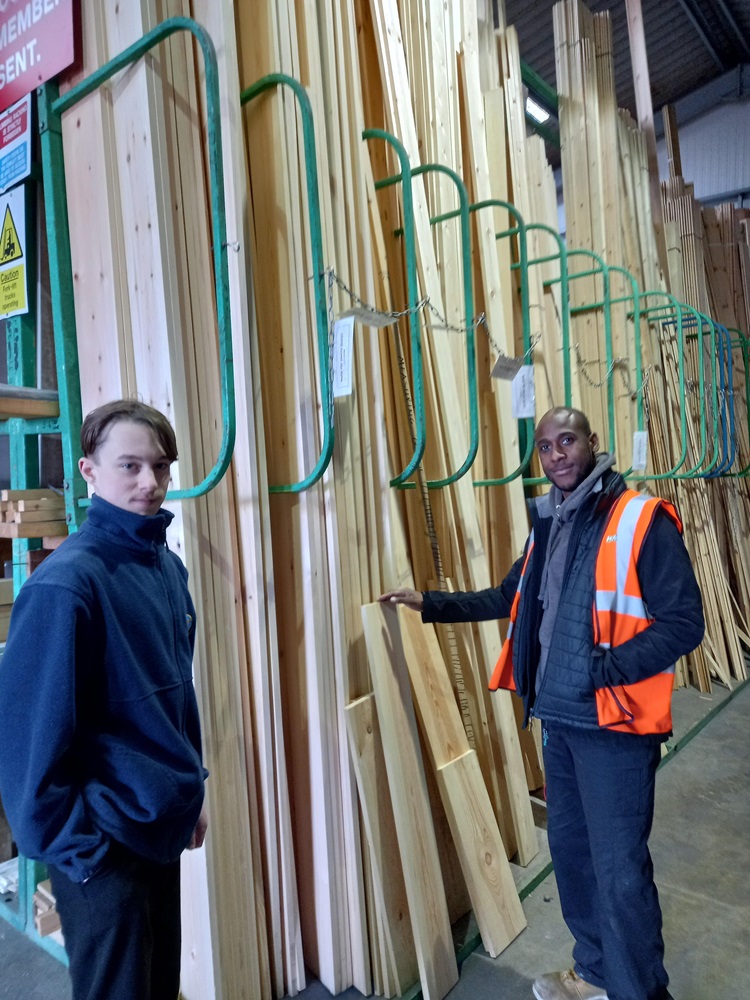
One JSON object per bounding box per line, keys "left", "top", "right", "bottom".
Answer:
{"left": 80, "top": 399, "right": 178, "bottom": 462}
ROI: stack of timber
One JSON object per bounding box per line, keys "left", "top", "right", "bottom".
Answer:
{"left": 0, "top": 489, "right": 67, "bottom": 540}
{"left": 59, "top": 2, "right": 271, "bottom": 997}
{"left": 553, "top": 1, "right": 639, "bottom": 463}
{"left": 238, "top": 0, "right": 533, "bottom": 995}
{"left": 659, "top": 111, "right": 750, "bottom": 686}
{"left": 553, "top": 0, "right": 748, "bottom": 691}
{"left": 496, "top": 20, "right": 580, "bottom": 480}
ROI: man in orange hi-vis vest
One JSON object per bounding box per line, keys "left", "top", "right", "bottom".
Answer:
{"left": 380, "top": 407, "right": 704, "bottom": 1000}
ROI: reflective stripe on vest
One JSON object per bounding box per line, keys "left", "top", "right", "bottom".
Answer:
{"left": 593, "top": 489, "right": 682, "bottom": 734}
{"left": 489, "top": 533, "right": 535, "bottom": 691}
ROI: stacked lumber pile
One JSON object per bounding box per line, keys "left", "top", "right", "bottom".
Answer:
{"left": 0, "top": 489, "right": 67, "bottom": 540}
{"left": 659, "top": 113, "right": 750, "bottom": 687}
{"left": 49, "top": 0, "right": 748, "bottom": 998}
{"left": 238, "top": 1, "right": 535, "bottom": 995}
{"left": 553, "top": 1, "right": 639, "bottom": 462}
{"left": 59, "top": 3, "right": 270, "bottom": 997}
{"left": 553, "top": 0, "right": 748, "bottom": 691}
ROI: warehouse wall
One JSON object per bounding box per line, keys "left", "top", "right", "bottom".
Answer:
{"left": 656, "top": 98, "right": 750, "bottom": 206}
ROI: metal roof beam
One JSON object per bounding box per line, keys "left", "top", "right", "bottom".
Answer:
{"left": 673, "top": 0, "right": 729, "bottom": 71}
{"left": 701, "top": 0, "right": 750, "bottom": 61}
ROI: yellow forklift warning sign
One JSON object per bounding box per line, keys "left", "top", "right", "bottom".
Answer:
{"left": 0, "top": 185, "right": 26, "bottom": 318}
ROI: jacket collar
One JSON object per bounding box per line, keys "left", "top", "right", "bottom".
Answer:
{"left": 529, "top": 464, "right": 624, "bottom": 528}
{"left": 84, "top": 494, "right": 174, "bottom": 551}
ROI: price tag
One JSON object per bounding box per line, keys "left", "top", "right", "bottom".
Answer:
{"left": 632, "top": 430, "right": 648, "bottom": 471}
{"left": 332, "top": 316, "right": 355, "bottom": 397}
{"left": 491, "top": 352, "right": 523, "bottom": 380}
{"left": 511, "top": 365, "right": 536, "bottom": 419}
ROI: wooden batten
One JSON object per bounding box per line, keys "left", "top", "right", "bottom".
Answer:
{"left": 399, "top": 608, "right": 526, "bottom": 956}
{"left": 362, "top": 603, "right": 458, "bottom": 1000}
{"left": 345, "top": 693, "right": 419, "bottom": 996}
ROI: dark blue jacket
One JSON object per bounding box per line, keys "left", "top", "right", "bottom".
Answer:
{"left": 0, "top": 495, "right": 205, "bottom": 883}
{"left": 422, "top": 470, "right": 705, "bottom": 733}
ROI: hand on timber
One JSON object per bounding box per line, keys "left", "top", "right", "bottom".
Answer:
{"left": 378, "top": 588, "right": 423, "bottom": 613}
{"left": 188, "top": 805, "right": 208, "bottom": 850}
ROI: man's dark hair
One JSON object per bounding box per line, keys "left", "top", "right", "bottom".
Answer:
{"left": 80, "top": 399, "right": 178, "bottom": 462}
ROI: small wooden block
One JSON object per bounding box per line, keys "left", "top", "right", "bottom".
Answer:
{"left": 35, "top": 879, "right": 56, "bottom": 907}
{"left": 34, "top": 907, "right": 61, "bottom": 936}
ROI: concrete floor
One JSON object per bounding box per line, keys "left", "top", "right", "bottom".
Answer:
{"left": 1, "top": 681, "right": 747, "bottom": 1000}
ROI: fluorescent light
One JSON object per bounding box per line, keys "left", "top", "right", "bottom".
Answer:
{"left": 525, "top": 96, "right": 550, "bottom": 124}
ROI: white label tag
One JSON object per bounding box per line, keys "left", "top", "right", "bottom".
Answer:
{"left": 491, "top": 352, "right": 523, "bottom": 380}
{"left": 332, "top": 316, "right": 355, "bottom": 397}
{"left": 632, "top": 430, "right": 648, "bottom": 471}
{"left": 511, "top": 366, "right": 536, "bottom": 419}
{"left": 339, "top": 305, "right": 395, "bottom": 328}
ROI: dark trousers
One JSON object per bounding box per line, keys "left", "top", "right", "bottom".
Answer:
{"left": 542, "top": 721, "right": 670, "bottom": 1000}
{"left": 49, "top": 844, "right": 181, "bottom": 1000}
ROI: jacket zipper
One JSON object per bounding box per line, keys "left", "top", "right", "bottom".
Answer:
{"left": 531, "top": 489, "right": 608, "bottom": 719}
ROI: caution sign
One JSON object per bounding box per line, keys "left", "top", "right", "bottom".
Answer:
{"left": 1, "top": 203, "right": 22, "bottom": 262}
{"left": 0, "top": 185, "right": 26, "bottom": 319}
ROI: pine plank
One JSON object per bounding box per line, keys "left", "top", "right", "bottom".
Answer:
{"left": 399, "top": 608, "right": 527, "bottom": 955}
{"left": 361, "top": 602, "right": 458, "bottom": 1000}
{"left": 345, "top": 693, "right": 419, "bottom": 996}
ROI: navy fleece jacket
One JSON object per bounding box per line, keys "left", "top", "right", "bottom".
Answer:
{"left": 0, "top": 495, "right": 205, "bottom": 883}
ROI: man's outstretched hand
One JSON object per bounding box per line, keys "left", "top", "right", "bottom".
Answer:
{"left": 377, "top": 589, "right": 424, "bottom": 613}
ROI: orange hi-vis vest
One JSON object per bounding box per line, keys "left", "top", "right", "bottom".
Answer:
{"left": 593, "top": 489, "right": 682, "bottom": 733}
{"left": 489, "top": 489, "right": 683, "bottom": 735}
{"left": 488, "top": 535, "right": 534, "bottom": 692}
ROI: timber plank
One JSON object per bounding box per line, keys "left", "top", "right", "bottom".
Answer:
{"left": 399, "top": 608, "right": 527, "bottom": 955}
{"left": 362, "top": 602, "right": 458, "bottom": 1000}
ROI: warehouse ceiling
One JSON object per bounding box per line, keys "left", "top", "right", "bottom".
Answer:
{"left": 503, "top": 0, "right": 750, "bottom": 163}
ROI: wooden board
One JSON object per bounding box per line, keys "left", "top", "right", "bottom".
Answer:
{"left": 399, "top": 608, "right": 527, "bottom": 956}
{"left": 362, "top": 602, "right": 458, "bottom": 1000}
{"left": 345, "top": 692, "right": 419, "bottom": 996}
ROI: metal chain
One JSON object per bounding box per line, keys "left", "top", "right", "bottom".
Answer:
{"left": 616, "top": 360, "right": 653, "bottom": 399}
{"left": 325, "top": 267, "right": 428, "bottom": 324}
{"left": 574, "top": 343, "right": 623, "bottom": 389}
{"left": 322, "top": 267, "right": 534, "bottom": 368}
{"left": 574, "top": 342, "right": 652, "bottom": 400}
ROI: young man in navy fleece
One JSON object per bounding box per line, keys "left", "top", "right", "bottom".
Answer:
{"left": 0, "top": 399, "right": 207, "bottom": 1000}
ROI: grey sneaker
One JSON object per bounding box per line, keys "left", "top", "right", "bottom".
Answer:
{"left": 532, "top": 969, "right": 608, "bottom": 1000}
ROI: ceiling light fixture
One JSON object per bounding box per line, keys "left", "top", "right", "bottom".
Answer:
{"left": 525, "top": 95, "right": 551, "bottom": 124}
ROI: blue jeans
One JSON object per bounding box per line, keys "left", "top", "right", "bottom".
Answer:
{"left": 542, "top": 721, "right": 670, "bottom": 1000}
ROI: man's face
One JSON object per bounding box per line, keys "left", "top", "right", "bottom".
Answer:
{"left": 78, "top": 420, "right": 172, "bottom": 517}
{"left": 534, "top": 411, "right": 598, "bottom": 497}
